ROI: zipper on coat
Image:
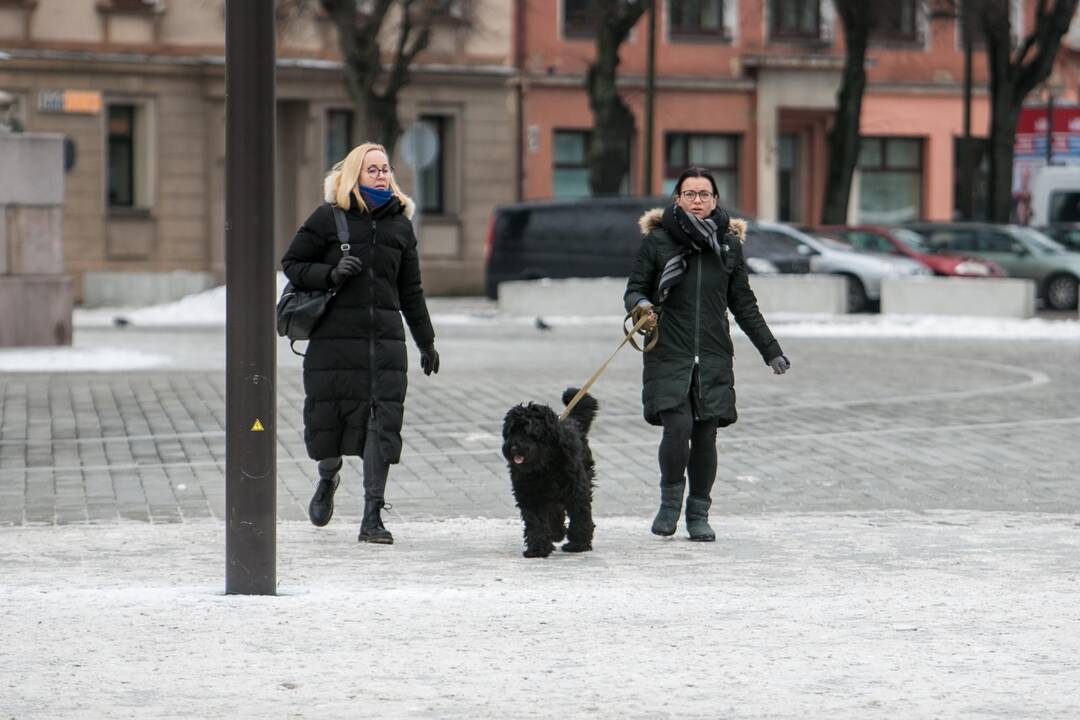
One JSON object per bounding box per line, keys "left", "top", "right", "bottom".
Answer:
{"left": 369, "top": 217, "right": 377, "bottom": 419}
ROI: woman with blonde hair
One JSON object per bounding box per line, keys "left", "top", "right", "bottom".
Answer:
{"left": 282, "top": 142, "right": 439, "bottom": 544}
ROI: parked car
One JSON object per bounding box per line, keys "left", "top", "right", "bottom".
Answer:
{"left": 905, "top": 222, "right": 1080, "bottom": 310}
{"left": 814, "top": 225, "right": 1006, "bottom": 278}
{"left": 743, "top": 221, "right": 931, "bottom": 312}
{"left": 484, "top": 196, "right": 670, "bottom": 299}
{"left": 1036, "top": 224, "right": 1080, "bottom": 252}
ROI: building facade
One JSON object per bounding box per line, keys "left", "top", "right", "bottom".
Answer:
{"left": 519, "top": 0, "right": 1080, "bottom": 224}
{"left": 0, "top": 0, "right": 516, "bottom": 302}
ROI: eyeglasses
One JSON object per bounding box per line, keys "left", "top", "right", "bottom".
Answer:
{"left": 365, "top": 165, "right": 394, "bottom": 177}
{"left": 680, "top": 190, "right": 716, "bottom": 202}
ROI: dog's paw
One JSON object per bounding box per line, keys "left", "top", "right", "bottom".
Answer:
{"left": 523, "top": 544, "right": 554, "bottom": 558}
{"left": 561, "top": 542, "right": 591, "bottom": 553}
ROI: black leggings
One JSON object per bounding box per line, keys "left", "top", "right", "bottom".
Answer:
{"left": 658, "top": 397, "right": 719, "bottom": 498}
{"left": 317, "top": 415, "right": 390, "bottom": 502}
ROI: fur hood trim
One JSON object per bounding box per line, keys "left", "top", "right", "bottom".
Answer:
{"left": 322, "top": 169, "right": 415, "bottom": 219}
{"left": 637, "top": 207, "right": 746, "bottom": 242}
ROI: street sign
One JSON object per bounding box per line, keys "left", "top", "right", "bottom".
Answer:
{"left": 398, "top": 122, "right": 439, "bottom": 169}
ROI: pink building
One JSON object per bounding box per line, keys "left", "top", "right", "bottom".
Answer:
{"left": 517, "top": 0, "right": 1080, "bottom": 224}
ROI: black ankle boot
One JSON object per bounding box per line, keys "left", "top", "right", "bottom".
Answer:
{"left": 308, "top": 472, "right": 340, "bottom": 527}
{"left": 358, "top": 499, "right": 394, "bottom": 544}
{"left": 685, "top": 495, "right": 715, "bottom": 542}
{"left": 651, "top": 480, "right": 685, "bottom": 536}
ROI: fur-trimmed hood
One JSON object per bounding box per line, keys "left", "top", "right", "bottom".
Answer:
{"left": 637, "top": 207, "right": 746, "bottom": 242}
{"left": 323, "top": 169, "right": 416, "bottom": 219}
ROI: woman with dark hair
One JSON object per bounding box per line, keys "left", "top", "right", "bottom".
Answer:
{"left": 625, "top": 167, "right": 790, "bottom": 541}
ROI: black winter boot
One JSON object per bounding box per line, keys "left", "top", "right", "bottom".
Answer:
{"left": 308, "top": 473, "right": 340, "bottom": 527}
{"left": 651, "top": 481, "right": 685, "bottom": 536}
{"left": 358, "top": 500, "right": 394, "bottom": 544}
{"left": 685, "top": 495, "right": 715, "bottom": 542}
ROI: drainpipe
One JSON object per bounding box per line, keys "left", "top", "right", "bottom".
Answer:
{"left": 515, "top": 0, "right": 526, "bottom": 201}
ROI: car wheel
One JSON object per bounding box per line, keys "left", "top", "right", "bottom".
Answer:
{"left": 1045, "top": 274, "right": 1079, "bottom": 311}
{"left": 843, "top": 275, "right": 867, "bottom": 313}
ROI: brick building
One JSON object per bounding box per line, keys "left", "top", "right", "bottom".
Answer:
{"left": 519, "top": 0, "right": 1080, "bottom": 224}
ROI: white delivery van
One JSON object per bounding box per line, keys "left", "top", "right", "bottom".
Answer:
{"left": 1031, "top": 165, "right": 1080, "bottom": 225}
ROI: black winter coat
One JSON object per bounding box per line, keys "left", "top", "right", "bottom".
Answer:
{"left": 624, "top": 207, "right": 783, "bottom": 427}
{"left": 281, "top": 193, "right": 434, "bottom": 463}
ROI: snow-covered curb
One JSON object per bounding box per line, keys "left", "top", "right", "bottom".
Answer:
{"left": 1, "top": 513, "right": 1078, "bottom": 719}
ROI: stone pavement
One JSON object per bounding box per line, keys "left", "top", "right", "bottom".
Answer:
{"left": 1, "top": 304, "right": 1079, "bottom": 527}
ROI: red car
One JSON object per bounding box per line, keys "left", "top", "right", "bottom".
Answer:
{"left": 814, "top": 225, "right": 1007, "bottom": 278}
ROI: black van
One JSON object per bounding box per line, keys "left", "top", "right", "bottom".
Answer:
{"left": 484, "top": 196, "right": 669, "bottom": 299}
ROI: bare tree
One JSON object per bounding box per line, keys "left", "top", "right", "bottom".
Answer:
{"left": 978, "top": 0, "right": 1079, "bottom": 222}
{"left": 281, "top": 0, "right": 472, "bottom": 154}
{"left": 587, "top": 0, "right": 650, "bottom": 196}
{"left": 821, "top": 0, "right": 871, "bottom": 224}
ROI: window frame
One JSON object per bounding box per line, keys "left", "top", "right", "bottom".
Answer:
{"left": 668, "top": 0, "right": 729, "bottom": 41}
{"left": 552, "top": 128, "right": 592, "bottom": 199}
{"left": 770, "top": 0, "right": 821, "bottom": 41}
{"left": 868, "top": 0, "right": 919, "bottom": 44}
{"left": 106, "top": 104, "right": 136, "bottom": 209}
{"left": 324, "top": 107, "right": 354, "bottom": 172}
{"left": 418, "top": 114, "right": 447, "bottom": 216}
{"left": 664, "top": 132, "right": 740, "bottom": 207}
{"left": 858, "top": 136, "right": 925, "bottom": 222}
{"left": 562, "top": 0, "right": 594, "bottom": 40}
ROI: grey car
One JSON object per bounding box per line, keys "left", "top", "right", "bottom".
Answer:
{"left": 744, "top": 221, "right": 931, "bottom": 312}
{"left": 907, "top": 223, "right": 1080, "bottom": 310}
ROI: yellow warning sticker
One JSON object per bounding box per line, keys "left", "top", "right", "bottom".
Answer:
{"left": 251, "top": 419, "right": 265, "bottom": 432}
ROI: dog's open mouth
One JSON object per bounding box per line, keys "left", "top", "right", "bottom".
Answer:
{"left": 513, "top": 455, "right": 525, "bottom": 465}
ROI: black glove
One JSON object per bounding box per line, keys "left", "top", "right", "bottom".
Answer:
{"left": 329, "top": 256, "right": 363, "bottom": 286}
{"left": 419, "top": 343, "right": 440, "bottom": 376}
{"left": 768, "top": 354, "right": 791, "bottom": 375}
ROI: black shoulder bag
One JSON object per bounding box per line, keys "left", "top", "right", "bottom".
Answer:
{"left": 277, "top": 205, "right": 351, "bottom": 356}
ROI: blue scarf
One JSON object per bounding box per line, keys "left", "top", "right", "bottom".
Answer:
{"left": 359, "top": 185, "right": 394, "bottom": 210}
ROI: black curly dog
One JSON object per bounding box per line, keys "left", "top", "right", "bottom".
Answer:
{"left": 502, "top": 387, "right": 598, "bottom": 558}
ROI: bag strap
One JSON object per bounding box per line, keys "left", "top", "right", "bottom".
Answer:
{"left": 331, "top": 205, "right": 351, "bottom": 255}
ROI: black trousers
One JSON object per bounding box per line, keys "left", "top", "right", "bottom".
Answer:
{"left": 658, "top": 396, "right": 719, "bottom": 498}
{"left": 317, "top": 412, "right": 390, "bottom": 502}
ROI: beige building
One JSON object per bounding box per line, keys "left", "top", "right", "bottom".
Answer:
{"left": 0, "top": 0, "right": 516, "bottom": 302}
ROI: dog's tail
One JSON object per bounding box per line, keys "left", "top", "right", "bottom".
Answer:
{"left": 561, "top": 387, "right": 598, "bottom": 436}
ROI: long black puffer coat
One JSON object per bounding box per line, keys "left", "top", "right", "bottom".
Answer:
{"left": 624, "top": 207, "right": 783, "bottom": 427}
{"left": 281, "top": 188, "right": 434, "bottom": 464}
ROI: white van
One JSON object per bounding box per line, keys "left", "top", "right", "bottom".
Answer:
{"left": 1031, "top": 166, "right": 1080, "bottom": 225}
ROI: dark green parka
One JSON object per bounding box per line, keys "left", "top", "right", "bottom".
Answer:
{"left": 624, "top": 208, "right": 783, "bottom": 427}
{"left": 281, "top": 186, "right": 434, "bottom": 464}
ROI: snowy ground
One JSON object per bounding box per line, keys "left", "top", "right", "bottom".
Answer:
{"left": 2, "top": 513, "right": 1079, "bottom": 719}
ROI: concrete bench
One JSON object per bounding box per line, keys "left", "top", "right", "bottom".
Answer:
{"left": 881, "top": 277, "right": 1036, "bottom": 318}
{"left": 497, "top": 274, "right": 849, "bottom": 316}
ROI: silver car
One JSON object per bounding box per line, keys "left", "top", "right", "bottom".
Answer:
{"left": 744, "top": 220, "right": 931, "bottom": 312}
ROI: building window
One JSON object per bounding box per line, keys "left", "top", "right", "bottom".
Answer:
{"left": 563, "top": 0, "right": 594, "bottom": 39}
{"left": 107, "top": 104, "right": 135, "bottom": 208}
{"left": 325, "top": 109, "right": 353, "bottom": 171}
{"left": 664, "top": 133, "right": 739, "bottom": 207}
{"left": 869, "top": 0, "right": 917, "bottom": 42}
{"left": 553, "top": 130, "right": 591, "bottom": 199}
{"left": 858, "top": 137, "right": 923, "bottom": 223}
{"left": 772, "top": 0, "right": 820, "bottom": 40}
{"left": 419, "top": 115, "right": 447, "bottom": 214}
{"left": 670, "top": 0, "right": 726, "bottom": 38}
